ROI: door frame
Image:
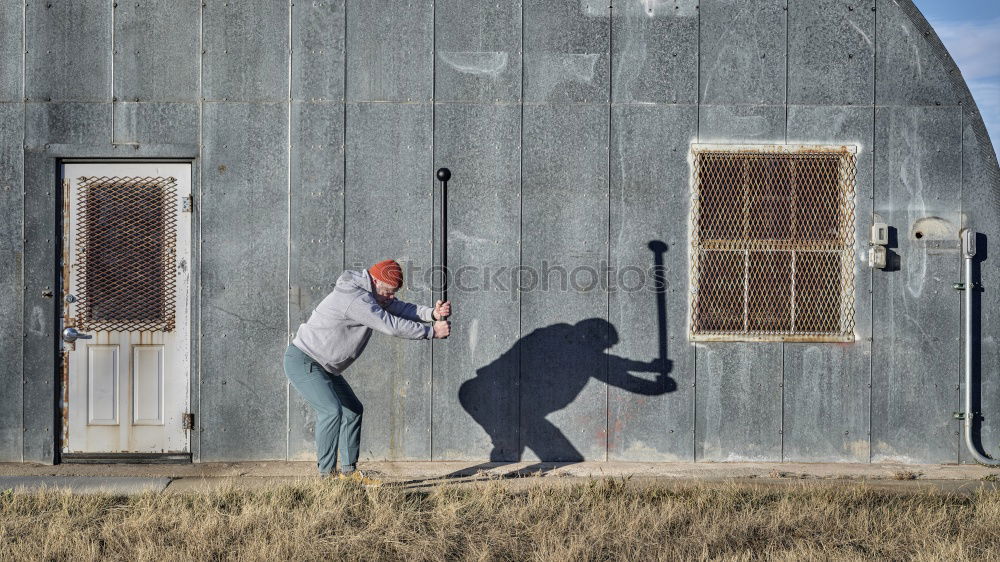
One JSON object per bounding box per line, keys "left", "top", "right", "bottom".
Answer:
{"left": 60, "top": 161, "right": 194, "bottom": 459}
{"left": 48, "top": 150, "right": 200, "bottom": 464}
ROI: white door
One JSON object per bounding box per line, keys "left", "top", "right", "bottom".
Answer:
{"left": 61, "top": 163, "right": 192, "bottom": 454}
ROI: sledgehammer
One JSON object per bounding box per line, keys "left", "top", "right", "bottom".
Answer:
{"left": 436, "top": 168, "right": 451, "bottom": 305}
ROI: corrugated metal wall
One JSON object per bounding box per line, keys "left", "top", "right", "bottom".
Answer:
{"left": 1, "top": 0, "right": 998, "bottom": 465}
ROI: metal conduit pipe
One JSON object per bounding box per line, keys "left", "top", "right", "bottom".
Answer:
{"left": 960, "top": 229, "right": 1000, "bottom": 466}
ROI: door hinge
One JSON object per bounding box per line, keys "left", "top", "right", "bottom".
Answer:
{"left": 182, "top": 413, "right": 195, "bottom": 430}
{"left": 181, "top": 195, "right": 194, "bottom": 213}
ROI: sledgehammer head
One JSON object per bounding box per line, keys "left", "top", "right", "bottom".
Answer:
{"left": 647, "top": 240, "right": 667, "bottom": 254}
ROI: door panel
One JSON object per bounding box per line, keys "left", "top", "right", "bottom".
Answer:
{"left": 62, "top": 162, "right": 191, "bottom": 454}
{"left": 133, "top": 346, "right": 164, "bottom": 425}
{"left": 86, "top": 345, "right": 119, "bottom": 425}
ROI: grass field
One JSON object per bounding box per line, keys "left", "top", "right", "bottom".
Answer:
{"left": 2, "top": 478, "right": 999, "bottom": 560}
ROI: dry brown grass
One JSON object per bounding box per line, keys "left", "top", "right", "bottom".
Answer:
{"left": 2, "top": 478, "right": 1000, "bottom": 561}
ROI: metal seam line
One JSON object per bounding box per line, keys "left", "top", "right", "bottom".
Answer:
{"left": 606, "top": 0, "right": 612, "bottom": 462}
{"left": 869, "top": 0, "right": 877, "bottom": 464}
{"left": 429, "top": 0, "right": 435, "bottom": 461}
{"left": 196, "top": 0, "right": 204, "bottom": 463}
{"left": 20, "top": 0, "right": 26, "bottom": 463}
{"left": 693, "top": 0, "right": 701, "bottom": 463}
{"left": 285, "top": 0, "right": 292, "bottom": 462}
{"left": 342, "top": 0, "right": 347, "bottom": 273}
{"left": 516, "top": 0, "right": 524, "bottom": 460}
{"left": 959, "top": 102, "right": 964, "bottom": 463}
{"left": 109, "top": 0, "right": 115, "bottom": 144}
{"left": 782, "top": 0, "right": 788, "bottom": 462}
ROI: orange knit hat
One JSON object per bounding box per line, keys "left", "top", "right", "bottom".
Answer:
{"left": 369, "top": 259, "right": 403, "bottom": 288}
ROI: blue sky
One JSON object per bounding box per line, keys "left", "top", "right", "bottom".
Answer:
{"left": 915, "top": 0, "right": 1000, "bottom": 149}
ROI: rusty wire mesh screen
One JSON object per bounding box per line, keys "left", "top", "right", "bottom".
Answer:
{"left": 690, "top": 147, "right": 856, "bottom": 342}
{"left": 74, "top": 176, "right": 178, "bottom": 332}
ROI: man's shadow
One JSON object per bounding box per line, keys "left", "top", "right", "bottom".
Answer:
{"left": 456, "top": 317, "right": 676, "bottom": 477}
{"left": 388, "top": 240, "right": 675, "bottom": 486}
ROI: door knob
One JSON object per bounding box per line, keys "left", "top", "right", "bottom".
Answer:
{"left": 62, "top": 327, "right": 92, "bottom": 343}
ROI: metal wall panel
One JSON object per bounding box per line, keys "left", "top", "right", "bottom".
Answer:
{"left": 872, "top": 105, "right": 962, "bottom": 464}
{"left": 203, "top": 1, "right": 289, "bottom": 101}
{"left": 698, "top": 105, "right": 786, "bottom": 143}
{"left": 113, "top": 0, "right": 200, "bottom": 102}
{"left": 0, "top": 1, "right": 22, "bottom": 101}
{"left": 434, "top": 0, "right": 521, "bottom": 103}
{"left": 960, "top": 122, "right": 1000, "bottom": 463}
{"left": 291, "top": 0, "right": 345, "bottom": 102}
{"left": 0, "top": 104, "right": 23, "bottom": 460}
{"left": 523, "top": 0, "right": 609, "bottom": 104}
{"left": 608, "top": 104, "right": 697, "bottom": 461}
{"left": 200, "top": 103, "right": 288, "bottom": 461}
{"left": 431, "top": 103, "right": 521, "bottom": 460}
{"left": 25, "top": 103, "right": 111, "bottom": 150}
{"left": 695, "top": 344, "right": 783, "bottom": 461}
{"left": 699, "top": 0, "right": 785, "bottom": 105}
{"left": 787, "top": 0, "right": 874, "bottom": 106}
{"left": 695, "top": 97, "right": 785, "bottom": 462}
{"left": 875, "top": 0, "right": 964, "bottom": 107}
{"left": 112, "top": 103, "right": 199, "bottom": 146}
{"left": 21, "top": 152, "right": 56, "bottom": 463}
{"left": 24, "top": 0, "right": 110, "bottom": 102}
{"left": 287, "top": 101, "right": 345, "bottom": 460}
{"left": 345, "top": 102, "right": 433, "bottom": 460}
{"left": 783, "top": 105, "right": 874, "bottom": 462}
{"left": 520, "top": 104, "right": 609, "bottom": 461}
{"left": 346, "top": 0, "right": 433, "bottom": 102}
{"left": 610, "top": 0, "right": 698, "bottom": 104}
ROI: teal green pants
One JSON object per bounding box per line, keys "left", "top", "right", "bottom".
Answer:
{"left": 283, "top": 344, "right": 363, "bottom": 475}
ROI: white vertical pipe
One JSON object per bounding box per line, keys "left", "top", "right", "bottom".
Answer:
{"left": 961, "top": 229, "right": 1000, "bottom": 465}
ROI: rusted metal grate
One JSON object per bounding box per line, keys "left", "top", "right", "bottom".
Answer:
{"left": 690, "top": 145, "right": 857, "bottom": 342}
{"left": 74, "top": 176, "right": 178, "bottom": 332}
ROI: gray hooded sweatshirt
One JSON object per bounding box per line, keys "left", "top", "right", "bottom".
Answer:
{"left": 292, "top": 269, "right": 434, "bottom": 373}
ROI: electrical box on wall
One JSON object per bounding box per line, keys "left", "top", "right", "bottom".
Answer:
{"left": 868, "top": 246, "right": 887, "bottom": 269}
{"left": 868, "top": 217, "right": 889, "bottom": 270}
{"left": 871, "top": 222, "right": 889, "bottom": 246}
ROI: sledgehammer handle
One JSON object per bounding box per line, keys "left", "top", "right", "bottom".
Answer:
{"left": 436, "top": 168, "right": 451, "bottom": 304}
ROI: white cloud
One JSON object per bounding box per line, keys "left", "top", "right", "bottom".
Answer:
{"left": 968, "top": 79, "right": 1000, "bottom": 144}
{"left": 929, "top": 17, "right": 1000, "bottom": 146}
{"left": 968, "top": 80, "right": 1000, "bottom": 114}
{"left": 929, "top": 17, "right": 1000, "bottom": 80}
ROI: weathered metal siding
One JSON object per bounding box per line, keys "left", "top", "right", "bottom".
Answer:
{"left": 784, "top": 106, "right": 874, "bottom": 463}
{"left": 695, "top": 0, "right": 786, "bottom": 462}
{"left": 962, "top": 119, "right": 1000, "bottom": 464}
{"left": 781, "top": 0, "right": 875, "bottom": 463}
{"left": 287, "top": 0, "right": 346, "bottom": 460}
{"left": 871, "top": 0, "right": 966, "bottom": 464}
{"left": 429, "top": 0, "right": 522, "bottom": 461}
{"left": 1, "top": 0, "right": 998, "bottom": 466}
{"left": 0, "top": 1, "right": 21, "bottom": 102}
{"left": 200, "top": 103, "right": 289, "bottom": 461}
{"left": 0, "top": 2, "right": 22, "bottom": 461}
{"left": 0, "top": 100, "right": 23, "bottom": 461}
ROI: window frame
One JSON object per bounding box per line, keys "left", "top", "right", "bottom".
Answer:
{"left": 687, "top": 143, "right": 858, "bottom": 343}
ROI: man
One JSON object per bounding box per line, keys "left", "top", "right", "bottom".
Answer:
{"left": 284, "top": 259, "right": 451, "bottom": 484}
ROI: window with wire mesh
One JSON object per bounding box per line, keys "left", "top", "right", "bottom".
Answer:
{"left": 689, "top": 146, "right": 857, "bottom": 342}
{"left": 74, "top": 176, "right": 178, "bottom": 332}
